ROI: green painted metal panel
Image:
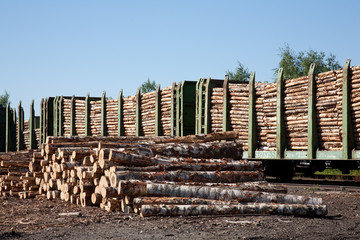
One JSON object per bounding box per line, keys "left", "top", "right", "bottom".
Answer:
{"left": 85, "top": 94, "right": 90, "bottom": 136}
{"left": 70, "top": 96, "right": 75, "bottom": 136}
{"left": 284, "top": 151, "right": 307, "bottom": 159}
{"left": 342, "top": 59, "right": 353, "bottom": 159}
{"left": 101, "top": 92, "right": 106, "bottom": 136}
{"left": 17, "top": 101, "right": 21, "bottom": 151}
{"left": 316, "top": 150, "right": 342, "bottom": 160}
{"left": 180, "top": 81, "right": 196, "bottom": 136}
{"left": 352, "top": 150, "right": 360, "bottom": 159}
{"left": 29, "top": 100, "right": 35, "bottom": 149}
{"left": 5, "top": 103, "right": 16, "bottom": 152}
{"left": 5, "top": 103, "right": 10, "bottom": 152}
{"left": 255, "top": 151, "right": 277, "bottom": 159}
{"left": 222, "top": 76, "right": 229, "bottom": 132}
{"left": 176, "top": 83, "right": 181, "bottom": 137}
{"left": 118, "top": 90, "right": 124, "bottom": 136}
{"left": 53, "top": 97, "right": 58, "bottom": 137}
{"left": 307, "top": 63, "right": 317, "bottom": 159}
{"left": 0, "top": 107, "right": 5, "bottom": 152}
{"left": 39, "top": 99, "right": 43, "bottom": 143}
{"left": 170, "top": 82, "right": 176, "bottom": 137}
{"left": 195, "top": 79, "right": 200, "bottom": 134}
{"left": 135, "top": 88, "right": 142, "bottom": 136}
{"left": 155, "top": 85, "right": 161, "bottom": 136}
{"left": 248, "top": 72, "right": 257, "bottom": 158}
{"left": 204, "top": 78, "right": 211, "bottom": 134}
{"left": 197, "top": 78, "right": 204, "bottom": 134}
{"left": 58, "top": 97, "right": 63, "bottom": 136}
{"left": 46, "top": 98, "right": 54, "bottom": 139}
{"left": 276, "top": 68, "right": 285, "bottom": 159}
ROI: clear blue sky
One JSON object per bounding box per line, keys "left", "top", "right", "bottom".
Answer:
{"left": 1, "top": 0, "right": 359, "bottom": 117}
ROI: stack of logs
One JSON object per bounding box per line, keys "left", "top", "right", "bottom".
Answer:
{"left": 74, "top": 99, "right": 86, "bottom": 136}
{"left": 123, "top": 96, "right": 136, "bottom": 136}
{"left": 105, "top": 99, "right": 118, "bottom": 136}
{"left": 90, "top": 100, "right": 102, "bottom": 136}
{"left": 256, "top": 83, "right": 277, "bottom": 150}
{"left": 284, "top": 76, "right": 309, "bottom": 150}
{"left": 160, "top": 86, "right": 173, "bottom": 136}
{"left": 0, "top": 150, "right": 41, "bottom": 199}
{"left": 210, "top": 87, "right": 223, "bottom": 133}
{"left": 315, "top": 69, "right": 343, "bottom": 150}
{"left": 140, "top": 92, "right": 156, "bottom": 136}
{"left": 229, "top": 83, "right": 249, "bottom": 151}
{"left": 0, "top": 132, "right": 327, "bottom": 217}
{"left": 351, "top": 66, "right": 360, "bottom": 148}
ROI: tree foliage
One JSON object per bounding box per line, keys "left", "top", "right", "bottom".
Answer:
{"left": 141, "top": 78, "right": 157, "bottom": 93}
{"left": 0, "top": 91, "right": 10, "bottom": 107}
{"left": 274, "top": 44, "right": 341, "bottom": 79}
{"left": 226, "top": 62, "right": 251, "bottom": 82}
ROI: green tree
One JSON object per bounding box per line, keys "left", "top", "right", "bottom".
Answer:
{"left": 0, "top": 90, "right": 10, "bottom": 107}
{"left": 141, "top": 78, "right": 157, "bottom": 93}
{"left": 274, "top": 44, "right": 341, "bottom": 79}
{"left": 226, "top": 62, "right": 251, "bottom": 82}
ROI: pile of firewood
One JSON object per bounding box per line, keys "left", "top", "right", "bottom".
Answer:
{"left": 0, "top": 132, "right": 327, "bottom": 217}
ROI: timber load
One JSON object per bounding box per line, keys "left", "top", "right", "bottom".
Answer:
{"left": 0, "top": 132, "right": 327, "bottom": 217}
{"left": 7, "top": 63, "right": 360, "bottom": 165}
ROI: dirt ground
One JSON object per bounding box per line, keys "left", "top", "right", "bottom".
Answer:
{"left": 0, "top": 184, "right": 360, "bottom": 240}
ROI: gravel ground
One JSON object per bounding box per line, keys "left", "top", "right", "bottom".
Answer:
{"left": 1, "top": 184, "right": 360, "bottom": 240}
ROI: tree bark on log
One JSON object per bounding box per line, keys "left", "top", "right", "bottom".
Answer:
{"left": 111, "top": 170, "right": 264, "bottom": 185}
{"left": 139, "top": 203, "right": 327, "bottom": 217}
{"left": 118, "top": 181, "right": 320, "bottom": 204}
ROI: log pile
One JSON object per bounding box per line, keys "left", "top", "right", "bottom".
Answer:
{"left": 315, "top": 70, "right": 343, "bottom": 150}
{"left": 123, "top": 96, "right": 136, "bottom": 136}
{"left": 31, "top": 65, "right": 360, "bottom": 155}
{"left": 106, "top": 99, "right": 118, "bottom": 136}
{"left": 0, "top": 150, "right": 41, "bottom": 198}
{"left": 351, "top": 66, "right": 360, "bottom": 148}
{"left": 140, "top": 92, "right": 156, "bottom": 136}
{"left": 229, "top": 83, "right": 249, "bottom": 150}
{"left": 160, "top": 86, "right": 173, "bottom": 136}
{"left": 90, "top": 100, "right": 102, "bottom": 136}
{"left": 255, "top": 83, "right": 277, "bottom": 150}
{"left": 74, "top": 99, "right": 86, "bottom": 136}
{"left": 63, "top": 98, "right": 72, "bottom": 136}
{"left": 210, "top": 87, "right": 223, "bottom": 133}
{"left": 23, "top": 120, "right": 30, "bottom": 149}
{"left": 284, "top": 76, "right": 308, "bottom": 150}
{"left": 0, "top": 132, "right": 327, "bottom": 217}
